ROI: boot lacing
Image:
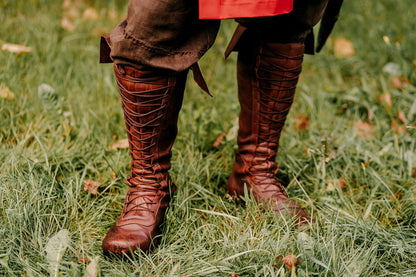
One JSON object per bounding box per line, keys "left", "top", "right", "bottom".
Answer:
{"left": 115, "top": 68, "right": 171, "bottom": 218}
{"left": 249, "top": 49, "right": 303, "bottom": 194}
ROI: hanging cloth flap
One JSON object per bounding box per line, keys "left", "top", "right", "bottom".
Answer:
{"left": 199, "top": 0, "right": 294, "bottom": 19}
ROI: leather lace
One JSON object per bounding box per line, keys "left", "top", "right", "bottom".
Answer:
{"left": 250, "top": 48, "right": 303, "bottom": 190}
{"left": 115, "top": 67, "right": 170, "bottom": 218}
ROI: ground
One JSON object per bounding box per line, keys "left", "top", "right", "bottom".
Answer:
{"left": 0, "top": 0, "right": 416, "bottom": 276}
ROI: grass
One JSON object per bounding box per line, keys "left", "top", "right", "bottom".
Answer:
{"left": 1, "top": 0, "right": 416, "bottom": 276}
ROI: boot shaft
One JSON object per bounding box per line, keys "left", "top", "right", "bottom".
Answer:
{"left": 115, "top": 64, "right": 187, "bottom": 183}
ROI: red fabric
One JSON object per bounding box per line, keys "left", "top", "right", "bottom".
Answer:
{"left": 199, "top": 0, "right": 294, "bottom": 19}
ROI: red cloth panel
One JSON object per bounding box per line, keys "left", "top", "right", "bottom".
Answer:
{"left": 199, "top": 0, "right": 294, "bottom": 19}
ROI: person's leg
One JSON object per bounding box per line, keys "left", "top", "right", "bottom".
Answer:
{"left": 101, "top": 0, "right": 219, "bottom": 255}
{"left": 227, "top": 0, "right": 329, "bottom": 225}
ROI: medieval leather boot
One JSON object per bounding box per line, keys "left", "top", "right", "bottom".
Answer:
{"left": 102, "top": 64, "right": 186, "bottom": 255}
{"left": 227, "top": 39, "right": 310, "bottom": 225}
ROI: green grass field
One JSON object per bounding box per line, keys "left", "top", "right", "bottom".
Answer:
{"left": 1, "top": 0, "right": 416, "bottom": 276}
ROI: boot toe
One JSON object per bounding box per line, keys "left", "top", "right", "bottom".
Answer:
{"left": 102, "top": 225, "right": 152, "bottom": 255}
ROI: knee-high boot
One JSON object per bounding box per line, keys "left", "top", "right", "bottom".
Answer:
{"left": 227, "top": 37, "right": 309, "bottom": 224}
{"left": 102, "top": 64, "right": 186, "bottom": 255}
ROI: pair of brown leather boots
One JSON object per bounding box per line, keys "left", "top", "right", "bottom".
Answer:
{"left": 102, "top": 38, "right": 309, "bottom": 256}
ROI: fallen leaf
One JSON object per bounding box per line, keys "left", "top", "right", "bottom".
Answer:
{"left": 231, "top": 274, "right": 240, "bottom": 277}
{"left": 213, "top": 132, "right": 227, "bottom": 147}
{"left": 45, "top": 229, "right": 71, "bottom": 277}
{"left": 397, "top": 110, "right": 408, "bottom": 124}
{"left": 109, "top": 139, "right": 129, "bottom": 151}
{"left": 61, "top": 17, "right": 75, "bottom": 31}
{"left": 111, "top": 171, "right": 116, "bottom": 180}
{"left": 378, "top": 93, "right": 392, "bottom": 106}
{"left": 382, "top": 62, "right": 401, "bottom": 76}
{"left": 62, "top": 0, "right": 72, "bottom": 9}
{"left": 353, "top": 121, "right": 374, "bottom": 138}
{"left": 283, "top": 254, "right": 299, "bottom": 272}
{"left": 84, "top": 179, "right": 102, "bottom": 196}
{"left": 391, "top": 119, "right": 406, "bottom": 134}
{"left": 65, "top": 8, "right": 80, "bottom": 20}
{"left": 391, "top": 76, "right": 409, "bottom": 91}
{"left": 337, "top": 177, "right": 347, "bottom": 189}
{"left": 0, "top": 87, "right": 15, "bottom": 100}
{"left": 326, "top": 181, "right": 336, "bottom": 191}
{"left": 77, "top": 258, "right": 88, "bottom": 264}
{"left": 83, "top": 8, "right": 99, "bottom": 21}
{"left": 2, "top": 43, "right": 32, "bottom": 54}
{"left": 293, "top": 114, "right": 310, "bottom": 131}
{"left": 334, "top": 37, "right": 355, "bottom": 58}
{"left": 83, "top": 256, "right": 99, "bottom": 277}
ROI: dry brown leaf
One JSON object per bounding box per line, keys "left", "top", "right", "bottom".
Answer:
{"left": 353, "top": 121, "right": 374, "bottom": 138}
{"left": 213, "top": 132, "right": 227, "bottom": 147}
{"left": 61, "top": 17, "right": 75, "bottom": 31}
{"left": 0, "top": 87, "right": 15, "bottom": 100}
{"left": 109, "top": 139, "right": 129, "bottom": 150}
{"left": 391, "top": 119, "right": 406, "bottom": 134}
{"left": 2, "top": 43, "right": 32, "bottom": 54}
{"left": 62, "top": 0, "right": 72, "bottom": 9}
{"left": 84, "top": 179, "right": 102, "bottom": 196}
{"left": 391, "top": 76, "right": 409, "bottom": 91}
{"left": 231, "top": 274, "right": 240, "bottom": 277}
{"left": 397, "top": 110, "right": 408, "bottom": 124}
{"left": 111, "top": 171, "right": 116, "bottom": 180}
{"left": 77, "top": 257, "right": 88, "bottom": 264}
{"left": 337, "top": 177, "right": 347, "bottom": 189}
{"left": 293, "top": 114, "right": 310, "bottom": 131}
{"left": 334, "top": 37, "right": 355, "bottom": 58}
{"left": 378, "top": 92, "right": 392, "bottom": 107}
{"left": 65, "top": 8, "right": 80, "bottom": 20}
{"left": 83, "top": 8, "right": 99, "bottom": 21}
{"left": 283, "top": 254, "right": 299, "bottom": 272}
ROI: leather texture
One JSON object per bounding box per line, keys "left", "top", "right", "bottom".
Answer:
{"left": 102, "top": 65, "right": 186, "bottom": 255}
{"left": 227, "top": 37, "right": 310, "bottom": 226}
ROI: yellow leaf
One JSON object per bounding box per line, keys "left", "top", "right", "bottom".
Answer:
{"left": 84, "top": 179, "right": 102, "bottom": 196}
{"left": 2, "top": 43, "right": 32, "bottom": 54}
{"left": 334, "top": 37, "right": 355, "bottom": 58}
{"left": 378, "top": 93, "right": 392, "bottom": 106}
{"left": 0, "top": 87, "right": 15, "bottom": 100}
{"left": 391, "top": 119, "right": 406, "bottom": 134}
{"left": 397, "top": 110, "right": 408, "bottom": 124}
{"left": 391, "top": 76, "right": 409, "bottom": 91}
{"left": 83, "top": 8, "right": 99, "bottom": 21}
{"left": 61, "top": 17, "right": 75, "bottom": 31}
{"left": 109, "top": 139, "right": 129, "bottom": 151}
{"left": 353, "top": 121, "right": 374, "bottom": 138}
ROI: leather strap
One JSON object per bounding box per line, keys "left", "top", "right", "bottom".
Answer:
{"left": 224, "top": 24, "right": 248, "bottom": 59}
{"left": 100, "top": 34, "right": 112, "bottom": 63}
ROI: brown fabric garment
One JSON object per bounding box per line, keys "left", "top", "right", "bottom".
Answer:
{"left": 109, "top": 0, "right": 329, "bottom": 71}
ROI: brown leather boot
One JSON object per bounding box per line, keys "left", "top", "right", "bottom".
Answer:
{"left": 102, "top": 64, "right": 186, "bottom": 255}
{"left": 227, "top": 38, "right": 310, "bottom": 225}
